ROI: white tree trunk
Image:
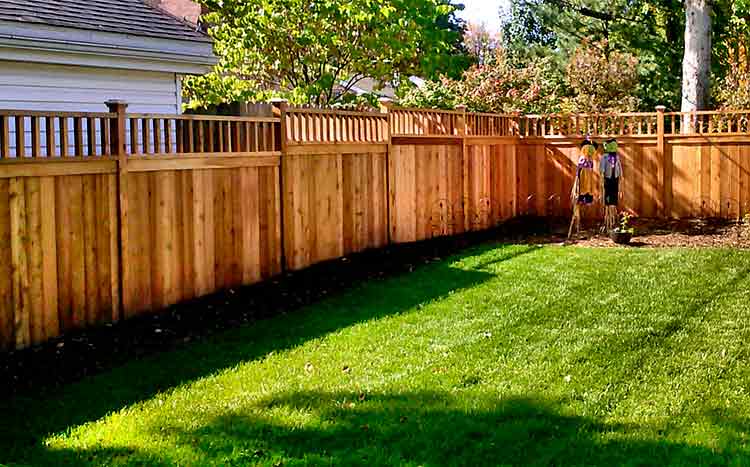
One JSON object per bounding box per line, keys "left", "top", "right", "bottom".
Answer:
{"left": 681, "top": 0, "right": 712, "bottom": 132}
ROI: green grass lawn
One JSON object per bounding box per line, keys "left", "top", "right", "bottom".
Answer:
{"left": 3, "top": 244, "right": 750, "bottom": 466}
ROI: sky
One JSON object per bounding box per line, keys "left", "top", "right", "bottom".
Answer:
{"left": 456, "top": 0, "right": 509, "bottom": 34}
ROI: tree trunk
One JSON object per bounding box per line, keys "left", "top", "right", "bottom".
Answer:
{"left": 681, "top": 0, "right": 712, "bottom": 132}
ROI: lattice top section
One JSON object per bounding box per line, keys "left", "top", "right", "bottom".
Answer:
{"left": 284, "top": 107, "right": 388, "bottom": 144}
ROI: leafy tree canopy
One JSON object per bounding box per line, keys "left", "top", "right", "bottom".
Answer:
{"left": 501, "top": 0, "right": 686, "bottom": 110}
{"left": 184, "top": 0, "right": 471, "bottom": 109}
{"left": 501, "top": 0, "right": 750, "bottom": 111}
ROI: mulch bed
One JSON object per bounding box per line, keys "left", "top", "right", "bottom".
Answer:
{"left": 2, "top": 216, "right": 747, "bottom": 399}
{"left": 552, "top": 217, "right": 750, "bottom": 249}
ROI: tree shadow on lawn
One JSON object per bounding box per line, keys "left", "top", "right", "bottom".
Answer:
{"left": 42, "top": 390, "right": 750, "bottom": 466}
{"left": 0, "top": 244, "right": 542, "bottom": 465}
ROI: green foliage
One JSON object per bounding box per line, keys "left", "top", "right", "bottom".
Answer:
{"left": 455, "top": 52, "right": 568, "bottom": 113}
{"left": 713, "top": 2, "right": 750, "bottom": 110}
{"left": 501, "top": 0, "right": 557, "bottom": 65}
{"left": 330, "top": 92, "right": 382, "bottom": 111}
{"left": 399, "top": 50, "right": 569, "bottom": 113}
{"left": 500, "top": 0, "right": 750, "bottom": 111}
{"left": 184, "top": 0, "right": 470, "bottom": 109}
{"left": 399, "top": 78, "right": 460, "bottom": 110}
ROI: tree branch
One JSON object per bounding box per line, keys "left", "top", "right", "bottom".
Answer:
{"left": 545, "top": 0, "right": 640, "bottom": 24}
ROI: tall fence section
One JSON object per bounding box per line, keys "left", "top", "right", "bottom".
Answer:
{"left": 1, "top": 103, "right": 749, "bottom": 350}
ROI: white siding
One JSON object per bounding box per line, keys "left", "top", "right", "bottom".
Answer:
{"left": 0, "top": 61, "right": 181, "bottom": 113}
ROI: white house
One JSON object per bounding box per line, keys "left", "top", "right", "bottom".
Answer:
{"left": 0, "top": 0, "right": 215, "bottom": 114}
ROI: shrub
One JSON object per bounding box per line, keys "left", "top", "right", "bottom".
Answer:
{"left": 563, "top": 40, "right": 641, "bottom": 113}
{"left": 398, "top": 78, "right": 461, "bottom": 110}
{"left": 456, "top": 51, "right": 567, "bottom": 114}
{"left": 397, "top": 41, "right": 642, "bottom": 115}
{"left": 398, "top": 50, "right": 567, "bottom": 114}
{"left": 715, "top": 41, "right": 750, "bottom": 110}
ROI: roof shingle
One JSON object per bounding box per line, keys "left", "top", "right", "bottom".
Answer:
{"left": 0, "top": 0, "right": 209, "bottom": 42}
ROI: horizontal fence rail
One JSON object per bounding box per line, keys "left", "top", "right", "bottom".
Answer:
{"left": 2, "top": 103, "right": 750, "bottom": 352}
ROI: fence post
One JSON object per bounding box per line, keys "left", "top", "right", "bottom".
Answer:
{"left": 271, "top": 99, "right": 288, "bottom": 271}
{"left": 106, "top": 99, "right": 128, "bottom": 321}
{"left": 656, "top": 105, "right": 671, "bottom": 218}
{"left": 456, "top": 105, "right": 469, "bottom": 232}
{"left": 512, "top": 112, "right": 522, "bottom": 217}
{"left": 379, "top": 98, "right": 393, "bottom": 245}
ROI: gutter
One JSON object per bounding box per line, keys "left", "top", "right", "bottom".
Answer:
{"left": 0, "top": 21, "right": 216, "bottom": 74}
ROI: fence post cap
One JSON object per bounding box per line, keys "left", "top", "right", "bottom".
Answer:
{"left": 655, "top": 105, "right": 667, "bottom": 112}
{"left": 105, "top": 99, "right": 128, "bottom": 111}
{"left": 455, "top": 104, "right": 468, "bottom": 111}
{"left": 378, "top": 97, "right": 393, "bottom": 106}
{"left": 270, "top": 98, "right": 288, "bottom": 108}
{"left": 270, "top": 99, "right": 288, "bottom": 117}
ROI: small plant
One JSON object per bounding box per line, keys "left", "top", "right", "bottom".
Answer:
{"left": 610, "top": 212, "right": 635, "bottom": 245}
{"left": 616, "top": 212, "right": 635, "bottom": 234}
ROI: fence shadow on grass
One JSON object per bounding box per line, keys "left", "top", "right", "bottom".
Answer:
{"left": 40, "top": 390, "right": 750, "bottom": 466}
{"left": 0, "top": 243, "right": 543, "bottom": 466}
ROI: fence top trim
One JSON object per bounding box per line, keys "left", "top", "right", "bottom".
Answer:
{"left": 285, "top": 107, "right": 388, "bottom": 118}
{"left": 0, "top": 110, "right": 116, "bottom": 118}
{"left": 390, "top": 106, "right": 464, "bottom": 115}
{"left": 127, "top": 113, "right": 280, "bottom": 122}
{"left": 467, "top": 111, "right": 517, "bottom": 118}
{"left": 664, "top": 110, "right": 750, "bottom": 116}
{"left": 522, "top": 112, "right": 659, "bottom": 119}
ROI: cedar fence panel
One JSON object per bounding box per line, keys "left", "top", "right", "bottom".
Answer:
{"left": 121, "top": 114, "right": 282, "bottom": 316}
{"left": 0, "top": 109, "right": 119, "bottom": 351}
{"left": 281, "top": 107, "right": 389, "bottom": 270}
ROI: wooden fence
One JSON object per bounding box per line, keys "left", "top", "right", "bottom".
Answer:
{"left": 282, "top": 107, "right": 389, "bottom": 270}
{"left": 1, "top": 103, "right": 750, "bottom": 351}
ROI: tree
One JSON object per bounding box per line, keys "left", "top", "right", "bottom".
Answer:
{"left": 501, "top": 0, "right": 557, "bottom": 64}
{"left": 501, "top": 0, "right": 686, "bottom": 109}
{"left": 464, "top": 22, "right": 501, "bottom": 65}
{"left": 681, "top": 0, "right": 712, "bottom": 115}
{"left": 184, "top": 0, "right": 471, "bottom": 109}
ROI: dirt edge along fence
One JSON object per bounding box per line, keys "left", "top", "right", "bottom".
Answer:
{"left": 1, "top": 102, "right": 749, "bottom": 351}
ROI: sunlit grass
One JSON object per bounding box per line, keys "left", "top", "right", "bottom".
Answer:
{"left": 3, "top": 244, "right": 750, "bottom": 466}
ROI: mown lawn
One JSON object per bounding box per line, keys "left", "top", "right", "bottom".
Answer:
{"left": 3, "top": 244, "right": 750, "bottom": 466}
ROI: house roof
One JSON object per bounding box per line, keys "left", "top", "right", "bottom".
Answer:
{"left": 0, "top": 0, "right": 209, "bottom": 42}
